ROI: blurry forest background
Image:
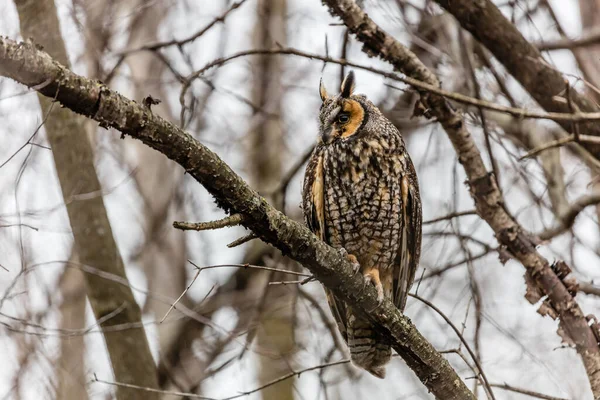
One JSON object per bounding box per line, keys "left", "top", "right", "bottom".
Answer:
{"left": 1, "top": 0, "right": 600, "bottom": 399}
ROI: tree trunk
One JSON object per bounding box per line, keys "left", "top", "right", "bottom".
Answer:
{"left": 13, "top": 0, "right": 159, "bottom": 398}
{"left": 121, "top": 0, "right": 191, "bottom": 362}
{"left": 55, "top": 254, "right": 88, "bottom": 400}
{"left": 247, "top": 1, "right": 295, "bottom": 399}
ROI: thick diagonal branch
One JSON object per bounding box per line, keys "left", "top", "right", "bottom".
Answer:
{"left": 320, "top": 0, "right": 600, "bottom": 396}
{"left": 0, "top": 37, "right": 475, "bottom": 400}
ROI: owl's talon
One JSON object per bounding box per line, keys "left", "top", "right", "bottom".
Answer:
{"left": 347, "top": 254, "right": 360, "bottom": 274}
{"left": 376, "top": 286, "right": 385, "bottom": 303}
{"left": 339, "top": 248, "right": 361, "bottom": 274}
{"left": 364, "top": 270, "right": 385, "bottom": 304}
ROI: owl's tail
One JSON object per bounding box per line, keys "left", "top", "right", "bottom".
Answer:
{"left": 347, "top": 308, "right": 391, "bottom": 379}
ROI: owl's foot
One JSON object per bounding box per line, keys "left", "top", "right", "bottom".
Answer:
{"left": 339, "top": 248, "right": 361, "bottom": 274}
{"left": 363, "top": 268, "right": 384, "bottom": 303}
{"left": 347, "top": 254, "right": 360, "bottom": 274}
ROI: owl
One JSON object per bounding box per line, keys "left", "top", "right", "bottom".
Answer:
{"left": 302, "top": 72, "right": 422, "bottom": 378}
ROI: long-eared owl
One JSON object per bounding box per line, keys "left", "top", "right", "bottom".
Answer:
{"left": 302, "top": 72, "right": 422, "bottom": 378}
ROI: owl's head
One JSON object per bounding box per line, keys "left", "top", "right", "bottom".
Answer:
{"left": 318, "top": 71, "right": 378, "bottom": 144}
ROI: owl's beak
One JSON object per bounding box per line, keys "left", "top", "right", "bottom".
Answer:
{"left": 320, "top": 126, "right": 334, "bottom": 144}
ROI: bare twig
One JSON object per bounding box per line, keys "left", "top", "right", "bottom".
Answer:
{"left": 580, "top": 282, "right": 600, "bottom": 297}
{"left": 271, "top": 145, "right": 314, "bottom": 212}
{"left": 520, "top": 134, "right": 600, "bottom": 160}
{"left": 92, "top": 374, "right": 215, "bottom": 400}
{"left": 423, "top": 210, "right": 477, "bottom": 225}
{"left": 186, "top": 261, "right": 311, "bottom": 278}
{"left": 117, "top": 0, "right": 248, "bottom": 54}
{"left": 226, "top": 359, "right": 350, "bottom": 399}
{"left": 537, "top": 193, "right": 600, "bottom": 240}
{"left": 489, "top": 383, "right": 568, "bottom": 400}
{"left": 159, "top": 264, "right": 203, "bottom": 323}
{"left": 94, "top": 359, "right": 351, "bottom": 400}
{"left": 421, "top": 249, "right": 494, "bottom": 280}
{"left": 298, "top": 289, "right": 349, "bottom": 360}
{"left": 181, "top": 48, "right": 600, "bottom": 125}
{"left": 460, "top": 30, "right": 501, "bottom": 186}
{"left": 268, "top": 279, "right": 312, "bottom": 285}
{"left": 537, "top": 27, "right": 600, "bottom": 51}
{"left": 410, "top": 294, "right": 495, "bottom": 400}
{"left": 227, "top": 233, "right": 258, "bottom": 248}
{"left": 173, "top": 214, "right": 243, "bottom": 231}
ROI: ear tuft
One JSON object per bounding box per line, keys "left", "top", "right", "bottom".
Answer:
{"left": 319, "top": 77, "right": 329, "bottom": 102}
{"left": 340, "top": 71, "right": 355, "bottom": 98}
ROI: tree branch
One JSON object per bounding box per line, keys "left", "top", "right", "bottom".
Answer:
{"left": 320, "top": 0, "right": 600, "bottom": 396}
{"left": 0, "top": 37, "right": 475, "bottom": 400}
{"left": 117, "top": 0, "right": 248, "bottom": 54}
{"left": 434, "top": 0, "right": 600, "bottom": 160}
{"left": 537, "top": 27, "right": 600, "bottom": 51}
{"left": 537, "top": 193, "right": 600, "bottom": 240}
{"left": 173, "top": 214, "right": 244, "bottom": 231}
{"left": 183, "top": 48, "right": 600, "bottom": 124}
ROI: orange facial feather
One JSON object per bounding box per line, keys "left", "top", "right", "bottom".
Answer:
{"left": 340, "top": 99, "right": 365, "bottom": 139}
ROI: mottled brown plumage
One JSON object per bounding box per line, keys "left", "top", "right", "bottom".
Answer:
{"left": 302, "top": 72, "right": 422, "bottom": 378}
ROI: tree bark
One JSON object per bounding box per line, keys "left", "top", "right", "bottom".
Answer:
{"left": 0, "top": 36, "right": 476, "bottom": 400}
{"left": 12, "top": 1, "right": 159, "bottom": 398}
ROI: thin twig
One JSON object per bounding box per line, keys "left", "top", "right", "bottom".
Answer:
{"left": 271, "top": 145, "right": 314, "bottom": 212}
{"left": 489, "top": 383, "right": 568, "bottom": 400}
{"left": 0, "top": 223, "right": 39, "bottom": 231}
{"left": 441, "top": 348, "right": 477, "bottom": 375}
{"left": 181, "top": 48, "right": 600, "bottom": 125}
{"left": 423, "top": 210, "right": 477, "bottom": 225}
{"left": 117, "top": 0, "right": 248, "bottom": 55}
{"left": 537, "top": 193, "right": 600, "bottom": 240}
{"left": 187, "top": 260, "right": 312, "bottom": 278}
{"left": 223, "top": 359, "right": 350, "bottom": 399}
{"left": 460, "top": 30, "right": 501, "bottom": 188}
{"left": 410, "top": 293, "right": 496, "bottom": 400}
{"left": 520, "top": 134, "right": 600, "bottom": 159}
{"left": 298, "top": 289, "right": 349, "bottom": 359}
{"left": 92, "top": 374, "right": 215, "bottom": 400}
{"left": 421, "top": 249, "right": 494, "bottom": 280}
{"left": 173, "top": 214, "right": 243, "bottom": 231}
{"left": 159, "top": 263, "right": 203, "bottom": 323}
{"left": 565, "top": 81, "right": 581, "bottom": 142}
{"left": 94, "top": 359, "right": 351, "bottom": 400}
{"left": 227, "top": 233, "right": 257, "bottom": 248}
{"left": 580, "top": 282, "right": 600, "bottom": 297}
{"left": 473, "top": 43, "right": 517, "bottom": 107}
{"left": 269, "top": 279, "right": 312, "bottom": 285}
{"left": 537, "top": 27, "right": 600, "bottom": 51}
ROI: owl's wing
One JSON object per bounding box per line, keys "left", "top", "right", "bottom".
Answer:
{"left": 302, "top": 151, "right": 349, "bottom": 341}
{"left": 302, "top": 151, "right": 324, "bottom": 239}
{"left": 325, "top": 288, "right": 348, "bottom": 341}
{"left": 393, "top": 159, "right": 422, "bottom": 312}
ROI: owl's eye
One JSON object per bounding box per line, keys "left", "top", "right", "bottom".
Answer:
{"left": 338, "top": 114, "right": 350, "bottom": 123}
